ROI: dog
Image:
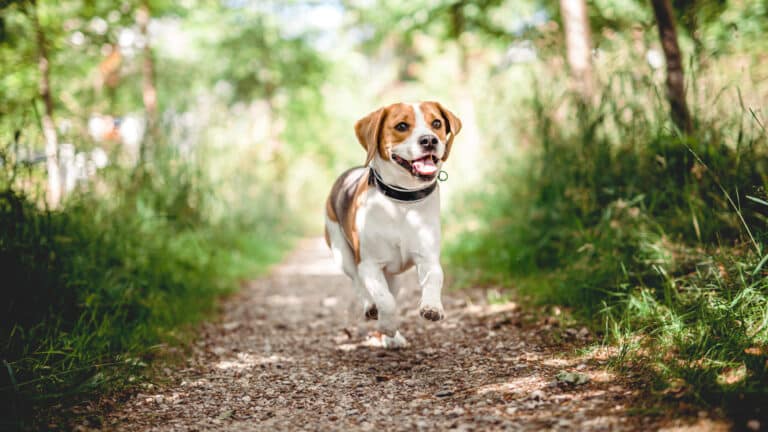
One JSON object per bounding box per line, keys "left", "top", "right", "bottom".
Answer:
{"left": 325, "top": 101, "right": 462, "bottom": 348}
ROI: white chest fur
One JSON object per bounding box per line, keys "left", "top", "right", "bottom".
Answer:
{"left": 356, "top": 185, "right": 441, "bottom": 274}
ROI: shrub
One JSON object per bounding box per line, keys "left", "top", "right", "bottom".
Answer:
{"left": 446, "top": 68, "right": 768, "bottom": 419}
{"left": 0, "top": 152, "right": 291, "bottom": 429}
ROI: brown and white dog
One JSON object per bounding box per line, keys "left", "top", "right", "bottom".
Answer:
{"left": 325, "top": 101, "right": 462, "bottom": 348}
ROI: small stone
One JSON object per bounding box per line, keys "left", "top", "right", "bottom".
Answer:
{"left": 222, "top": 321, "right": 241, "bottom": 331}
{"left": 556, "top": 370, "right": 590, "bottom": 385}
{"left": 435, "top": 389, "right": 454, "bottom": 398}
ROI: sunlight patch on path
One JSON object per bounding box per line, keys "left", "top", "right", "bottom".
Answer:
{"left": 272, "top": 237, "right": 342, "bottom": 276}
{"left": 215, "top": 353, "right": 293, "bottom": 371}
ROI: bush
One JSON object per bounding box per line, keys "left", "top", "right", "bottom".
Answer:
{"left": 0, "top": 153, "right": 291, "bottom": 429}
{"left": 445, "top": 69, "right": 768, "bottom": 420}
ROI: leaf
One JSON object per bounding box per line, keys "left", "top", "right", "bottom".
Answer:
{"left": 746, "top": 195, "right": 768, "bottom": 207}
{"left": 3, "top": 360, "right": 19, "bottom": 392}
{"left": 752, "top": 253, "right": 768, "bottom": 276}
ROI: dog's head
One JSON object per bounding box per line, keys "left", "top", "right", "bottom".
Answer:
{"left": 355, "top": 101, "right": 462, "bottom": 187}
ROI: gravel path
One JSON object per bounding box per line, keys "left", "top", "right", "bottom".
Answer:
{"left": 102, "top": 238, "right": 727, "bottom": 431}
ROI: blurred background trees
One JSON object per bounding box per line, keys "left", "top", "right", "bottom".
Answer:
{"left": 2, "top": 0, "right": 768, "bottom": 428}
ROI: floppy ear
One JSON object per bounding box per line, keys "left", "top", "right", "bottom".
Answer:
{"left": 354, "top": 107, "right": 388, "bottom": 166}
{"left": 434, "top": 103, "right": 462, "bottom": 161}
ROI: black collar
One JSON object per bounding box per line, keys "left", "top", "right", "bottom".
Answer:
{"left": 369, "top": 168, "right": 438, "bottom": 202}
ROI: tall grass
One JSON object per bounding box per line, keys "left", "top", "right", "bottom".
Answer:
{"left": 0, "top": 136, "right": 293, "bottom": 429}
{"left": 446, "top": 63, "right": 768, "bottom": 421}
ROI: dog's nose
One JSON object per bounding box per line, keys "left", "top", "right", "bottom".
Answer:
{"left": 418, "top": 134, "right": 439, "bottom": 149}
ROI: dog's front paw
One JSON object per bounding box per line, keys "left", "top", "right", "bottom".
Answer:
{"left": 419, "top": 304, "right": 444, "bottom": 321}
{"left": 364, "top": 304, "right": 378, "bottom": 321}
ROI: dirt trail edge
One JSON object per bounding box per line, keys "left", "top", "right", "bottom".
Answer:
{"left": 103, "top": 238, "right": 727, "bottom": 431}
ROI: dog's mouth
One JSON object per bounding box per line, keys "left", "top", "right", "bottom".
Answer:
{"left": 392, "top": 154, "right": 440, "bottom": 180}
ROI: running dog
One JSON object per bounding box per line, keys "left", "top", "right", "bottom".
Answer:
{"left": 325, "top": 101, "right": 462, "bottom": 348}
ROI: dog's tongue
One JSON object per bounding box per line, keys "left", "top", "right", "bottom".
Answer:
{"left": 412, "top": 157, "right": 437, "bottom": 175}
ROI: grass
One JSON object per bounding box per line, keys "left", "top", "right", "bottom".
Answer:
{"left": 445, "top": 66, "right": 768, "bottom": 424}
{"left": 0, "top": 146, "right": 294, "bottom": 430}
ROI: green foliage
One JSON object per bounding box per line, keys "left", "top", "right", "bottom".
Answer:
{"left": 209, "top": 6, "right": 327, "bottom": 102}
{"left": 5, "top": 0, "right": 768, "bottom": 426}
{"left": 446, "top": 62, "right": 768, "bottom": 418}
{"left": 0, "top": 150, "right": 292, "bottom": 428}
{"left": 348, "top": 0, "right": 523, "bottom": 54}
{"left": 0, "top": 0, "right": 323, "bottom": 426}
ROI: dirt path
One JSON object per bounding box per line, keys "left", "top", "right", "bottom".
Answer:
{"left": 102, "top": 238, "right": 725, "bottom": 431}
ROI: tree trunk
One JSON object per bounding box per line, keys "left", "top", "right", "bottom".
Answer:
{"left": 650, "top": 0, "right": 693, "bottom": 133}
{"left": 137, "top": 1, "right": 158, "bottom": 158}
{"left": 449, "top": 2, "right": 469, "bottom": 80}
{"left": 446, "top": 2, "right": 483, "bottom": 190}
{"left": 32, "top": 2, "right": 62, "bottom": 208}
{"left": 560, "top": 0, "right": 594, "bottom": 100}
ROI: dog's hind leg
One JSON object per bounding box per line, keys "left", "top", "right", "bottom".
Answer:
{"left": 355, "top": 276, "right": 378, "bottom": 320}
{"left": 326, "top": 220, "right": 355, "bottom": 276}
{"left": 326, "top": 220, "right": 376, "bottom": 320}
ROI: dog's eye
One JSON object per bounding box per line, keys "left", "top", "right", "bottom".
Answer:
{"left": 395, "top": 122, "right": 409, "bottom": 132}
{"left": 431, "top": 119, "right": 442, "bottom": 129}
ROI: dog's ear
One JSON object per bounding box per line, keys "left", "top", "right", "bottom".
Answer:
{"left": 433, "top": 102, "right": 462, "bottom": 161}
{"left": 355, "top": 107, "right": 388, "bottom": 165}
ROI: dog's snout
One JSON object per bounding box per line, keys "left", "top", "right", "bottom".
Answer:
{"left": 418, "top": 134, "right": 439, "bottom": 149}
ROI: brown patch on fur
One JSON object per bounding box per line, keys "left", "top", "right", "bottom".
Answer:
{"left": 326, "top": 196, "right": 338, "bottom": 222}
{"left": 344, "top": 171, "right": 370, "bottom": 263}
{"left": 325, "top": 167, "right": 371, "bottom": 263}
{"left": 420, "top": 101, "right": 462, "bottom": 161}
{"left": 355, "top": 103, "right": 414, "bottom": 165}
